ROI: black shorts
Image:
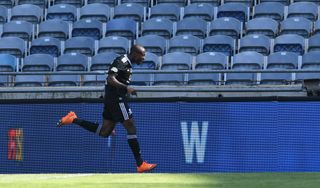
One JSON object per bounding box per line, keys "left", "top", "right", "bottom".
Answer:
{"left": 102, "top": 100, "right": 133, "bottom": 123}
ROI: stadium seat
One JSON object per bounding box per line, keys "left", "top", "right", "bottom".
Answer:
{"left": 0, "top": 0, "right": 14, "bottom": 8}
{"left": 156, "top": 0, "right": 187, "bottom": 7}
{"left": 82, "top": 74, "right": 106, "bottom": 86}
{"left": 90, "top": 52, "right": 118, "bottom": 71}
{"left": 53, "top": 0, "right": 84, "bottom": 8}
{"left": 280, "top": 17, "right": 313, "bottom": 38}
{"left": 176, "top": 17, "right": 208, "bottom": 39}
{"left": 314, "top": 20, "right": 320, "bottom": 35}
{"left": 308, "top": 34, "right": 320, "bottom": 52}
{"left": 136, "top": 35, "right": 166, "bottom": 56}
{"left": 209, "top": 17, "right": 242, "bottom": 39}
{"left": 80, "top": 3, "right": 111, "bottom": 23}
{"left": 16, "top": 0, "right": 47, "bottom": 9}
{"left": 0, "top": 37, "right": 26, "bottom": 58}
{"left": 10, "top": 4, "right": 42, "bottom": 24}
{"left": 0, "top": 54, "right": 17, "bottom": 72}
{"left": 217, "top": 2, "right": 249, "bottom": 23}
{"left": 132, "top": 52, "right": 159, "bottom": 70}
{"left": 253, "top": 2, "right": 284, "bottom": 22}
{"left": 260, "top": 73, "right": 292, "bottom": 85}
{"left": 87, "top": 0, "right": 116, "bottom": 7}
{"left": 98, "top": 36, "right": 130, "bottom": 54}
{"left": 56, "top": 53, "right": 88, "bottom": 71}
{"left": 48, "top": 75, "right": 80, "bottom": 86}
{"left": 22, "top": 54, "right": 54, "bottom": 72}
{"left": 161, "top": 52, "right": 193, "bottom": 70}
{"left": 0, "top": 75, "right": 10, "bottom": 87}
{"left": 72, "top": 19, "right": 103, "bottom": 40}
{"left": 267, "top": 52, "right": 299, "bottom": 69}
{"left": 168, "top": 35, "right": 201, "bottom": 55}
{"left": 38, "top": 20, "right": 69, "bottom": 41}
{"left": 295, "top": 73, "right": 319, "bottom": 83}
{"left": 30, "top": 37, "right": 61, "bottom": 57}
{"left": 153, "top": 73, "right": 185, "bottom": 86}
{"left": 149, "top": 3, "right": 180, "bottom": 21}
{"left": 0, "top": 5, "right": 8, "bottom": 24}
{"left": 46, "top": 4, "right": 77, "bottom": 22}
{"left": 301, "top": 51, "right": 320, "bottom": 70}
{"left": 195, "top": 52, "right": 228, "bottom": 70}
{"left": 273, "top": 34, "right": 305, "bottom": 55}
{"left": 189, "top": 0, "right": 220, "bottom": 6}
{"left": 187, "top": 73, "right": 220, "bottom": 85}
{"left": 183, "top": 3, "right": 215, "bottom": 21}
{"left": 2, "top": 21, "right": 34, "bottom": 41}
{"left": 203, "top": 35, "right": 235, "bottom": 56}
{"left": 64, "top": 36, "right": 95, "bottom": 56}
{"left": 105, "top": 18, "right": 137, "bottom": 41}
{"left": 246, "top": 17, "right": 279, "bottom": 38}
{"left": 120, "top": 0, "right": 149, "bottom": 7}
{"left": 114, "top": 3, "right": 145, "bottom": 23}
{"left": 259, "top": 0, "right": 289, "bottom": 6}
{"left": 224, "top": 0, "right": 253, "bottom": 6}
{"left": 239, "top": 34, "right": 271, "bottom": 55}
{"left": 14, "top": 75, "right": 46, "bottom": 87}
{"left": 130, "top": 73, "right": 152, "bottom": 86}
{"left": 141, "top": 18, "right": 173, "bottom": 39}
{"left": 287, "top": 2, "right": 318, "bottom": 21}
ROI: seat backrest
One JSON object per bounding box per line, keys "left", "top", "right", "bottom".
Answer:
{"left": 176, "top": 17, "right": 208, "bottom": 39}
{"left": 48, "top": 75, "right": 80, "bottom": 86}
{"left": 136, "top": 35, "right": 166, "bottom": 56}
{"left": 253, "top": 2, "right": 284, "bottom": 21}
{"left": 54, "top": 0, "right": 84, "bottom": 8}
{"left": 0, "top": 54, "right": 17, "bottom": 72}
{"left": 183, "top": 3, "right": 215, "bottom": 21}
{"left": 195, "top": 52, "right": 228, "bottom": 70}
{"left": 246, "top": 17, "right": 279, "bottom": 38}
{"left": 105, "top": 18, "right": 137, "bottom": 40}
{"left": 0, "top": 37, "right": 26, "bottom": 58}
{"left": 232, "top": 51, "right": 264, "bottom": 70}
{"left": 209, "top": 17, "right": 242, "bottom": 39}
{"left": 11, "top": 4, "right": 42, "bottom": 24}
{"left": 308, "top": 34, "right": 320, "bottom": 52}
{"left": 141, "top": 18, "right": 173, "bottom": 39}
{"left": 149, "top": 3, "right": 180, "bottom": 21}
{"left": 64, "top": 36, "right": 95, "bottom": 56}
{"left": 132, "top": 52, "right": 159, "bottom": 70}
{"left": 17, "top": 0, "right": 47, "bottom": 9}
{"left": 46, "top": 4, "right": 77, "bottom": 22}
{"left": 153, "top": 73, "right": 185, "bottom": 86}
{"left": 72, "top": 19, "right": 103, "bottom": 40}
{"left": 188, "top": 73, "right": 220, "bottom": 85}
{"left": 287, "top": 2, "right": 318, "bottom": 21}
{"left": 82, "top": 74, "right": 106, "bottom": 86}
{"left": 203, "top": 35, "right": 235, "bottom": 56}
{"left": 38, "top": 20, "right": 69, "bottom": 41}
{"left": 217, "top": 2, "right": 249, "bottom": 22}
{"left": 273, "top": 34, "right": 305, "bottom": 55}
{"left": 91, "top": 52, "right": 118, "bottom": 71}
{"left": 280, "top": 17, "right": 312, "bottom": 38}
{"left": 87, "top": 0, "right": 116, "bottom": 7}
{"left": 80, "top": 3, "right": 111, "bottom": 22}
{"left": 239, "top": 34, "right": 270, "bottom": 55}
{"left": 30, "top": 37, "right": 61, "bottom": 57}
{"left": 2, "top": 20, "right": 33, "bottom": 41}
{"left": 56, "top": 53, "right": 88, "bottom": 71}
{"left": 114, "top": 3, "right": 145, "bottom": 22}
{"left": 302, "top": 51, "right": 320, "bottom": 70}
{"left": 98, "top": 36, "right": 130, "bottom": 54}
{"left": 22, "top": 54, "right": 54, "bottom": 72}
{"left": 267, "top": 51, "right": 299, "bottom": 69}
{"left": 0, "top": 5, "right": 7, "bottom": 24}
{"left": 14, "top": 75, "right": 45, "bottom": 87}
{"left": 168, "top": 35, "right": 201, "bottom": 55}
{"left": 161, "top": 52, "right": 193, "bottom": 70}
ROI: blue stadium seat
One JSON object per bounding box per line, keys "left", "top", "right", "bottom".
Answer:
{"left": 189, "top": 0, "right": 220, "bottom": 6}
{"left": 280, "top": 17, "right": 313, "bottom": 38}
{"left": 0, "top": 0, "right": 14, "bottom": 8}
{"left": 80, "top": 3, "right": 111, "bottom": 23}
{"left": 156, "top": 0, "right": 187, "bottom": 7}
{"left": 82, "top": 75, "right": 106, "bottom": 86}
{"left": 64, "top": 37, "right": 95, "bottom": 56}
{"left": 53, "top": 0, "right": 84, "bottom": 8}
{"left": 22, "top": 54, "right": 54, "bottom": 72}
{"left": 14, "top": 75, "right": 45, "bottom": 87}
{"left": 141, "top": 18, "right": 173, "bottom": 39}
{"left": 87, "top": 0, "right": 116, "bottom": 7}
{"left": 239, "top": 34, "right": 271, "bottom": 55}
{"left": 301, "top": 51, "right": 320, "bottom": 70}
{"left": 273, "top": 34, "right": 305, "bottom": 55}
{"left": 114, "top": 3, "right": 145, "bottom": 23}
{"left": 217, "top": 2, "right": 249, "bottom": 23}
{"left": 308, "top": 34, "right": 320, "bottom": 52}
{"left": 0, "top": 37, "right": 26, "bottom": 58}
{"left": 46, "top": 4, "right": 77, "bottom": 22}
{"left": 176, "top": 17, "right": 208, "bottom": 39}
{"left": 72, "top": 19, "right": 103, "bottom": 40}
{"left": 56, "top": 53, "right": 88, "bottom": 71}
{"left": 132, "top": 52, "right": 159, "bottom": 70}
{"left": 253, "top": 2, "right": 284, "bottom": 22}
{"left": 314, "top": 20, "right": 320, "bottom": 35}
{"left": 30, "top": 37, "right": 61, "bottom": 57}
{"left": 98, "top": 36, "right": 129, "bottom": 54}
{"left": 246, "top": 17, "right": 279, "bottom": 38}
{"left": 259, "top": 0, "right": 289, "bottom": 6}
{"left": 260, "top": 73, "right": 292, "bottom": 85}
{"left": 287, "top": 2, "right": 318, "bottom": 21}
{"left": 48, "top": 75, "right": 80, "bottom": 86}
{"left": 38, "top": 20, "right": 69, "bottom": 41}
{"left": 0, "top": 54, "right": 17, "bottom": 72}
{"left": 0, "top": 75, "right": 10, "bottom": 86}
{"left": 153, "top": 73, "right": 185, "bottom": 86}
{"left": 187, "top": 73, "right": 220, "bottom": 85}
{"left": 105, "top": 18, "right": 137, "bottom": 41}
{"left": 168, "top": 35, "right": 201, "bottom": 55}
{"left": 161, "top": 52, "right": 193, "bottom": 70}
{"left": 195, "top": 52, "right": 228, "bottom": 70}
{"left": 203, "top": 35, "right": 235, "bottom": 56}
{"left": 267, "top": 52, "right": 299, "bottom": 69}
{"left": 295, "top": 73, "right": 319, "bottom": 83}
{"left": 224, "top": 0, "right": 253, "bottom": 6}
{"left": 209, "top": 17, "right": 242, "bottom": 39}
{"left": 183, "top": 3, "right": 215, "bottom": 21}
{"left": 2, "top": 21, "right": 34, "bottom": 41}
{"left": 0, "top": 5, "right": 8, "bottom": 24}
{"left": 136, "top": 35, "right": 166, "bottom": 56}
{"left": 130, "top": 73, "right": 152, "bottom": 86}
{"left": 149, "top": 3, "right": 180, "bottom": 21}
{"left": 10, "top": 4, "right": 42, "bottom": 24}
{"left": 91, "top": 52, "right": 118, "bottom": 71}
{"left": 17, "top": 0, "right": 47, "bottom": 9}
{"left": 120, "top": 0, "right": 149, "bottom": 7}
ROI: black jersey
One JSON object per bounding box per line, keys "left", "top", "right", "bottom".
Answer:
{"left": 105, "top": 54, "right": 133, "bottom": 101}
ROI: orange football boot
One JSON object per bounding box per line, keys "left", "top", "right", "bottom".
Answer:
{"left": 137, "top": 161, "right": 157, "bottom": 173}
{"left": 57, "top": 111, "right": 77, "bottom": 127}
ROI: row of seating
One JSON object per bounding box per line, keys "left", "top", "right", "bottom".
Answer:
{"left": 2, "top": 50, "right": 320, "bottom": 73}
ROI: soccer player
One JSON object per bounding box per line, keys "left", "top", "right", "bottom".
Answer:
{"left": 57, "top": 45, "right": 157, "bottom": 173}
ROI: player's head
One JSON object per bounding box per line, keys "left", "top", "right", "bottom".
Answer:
{"left": 129, "top": 44, "right": 145, "bottom": 65}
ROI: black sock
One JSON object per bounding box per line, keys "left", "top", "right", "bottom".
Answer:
{"left": 127, "top": 136, "right": 143, "bottom": 167}
{"left": 73, "top": 118, "right": 100, "bottom": 134}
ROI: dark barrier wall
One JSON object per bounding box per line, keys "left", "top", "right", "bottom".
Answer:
{"left": 1, "top": 101, "right": 320, "bottom": 173}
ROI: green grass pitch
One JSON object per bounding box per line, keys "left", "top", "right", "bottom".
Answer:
{"left": 0, "top": 173, "right": 320, "bottom": 188}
